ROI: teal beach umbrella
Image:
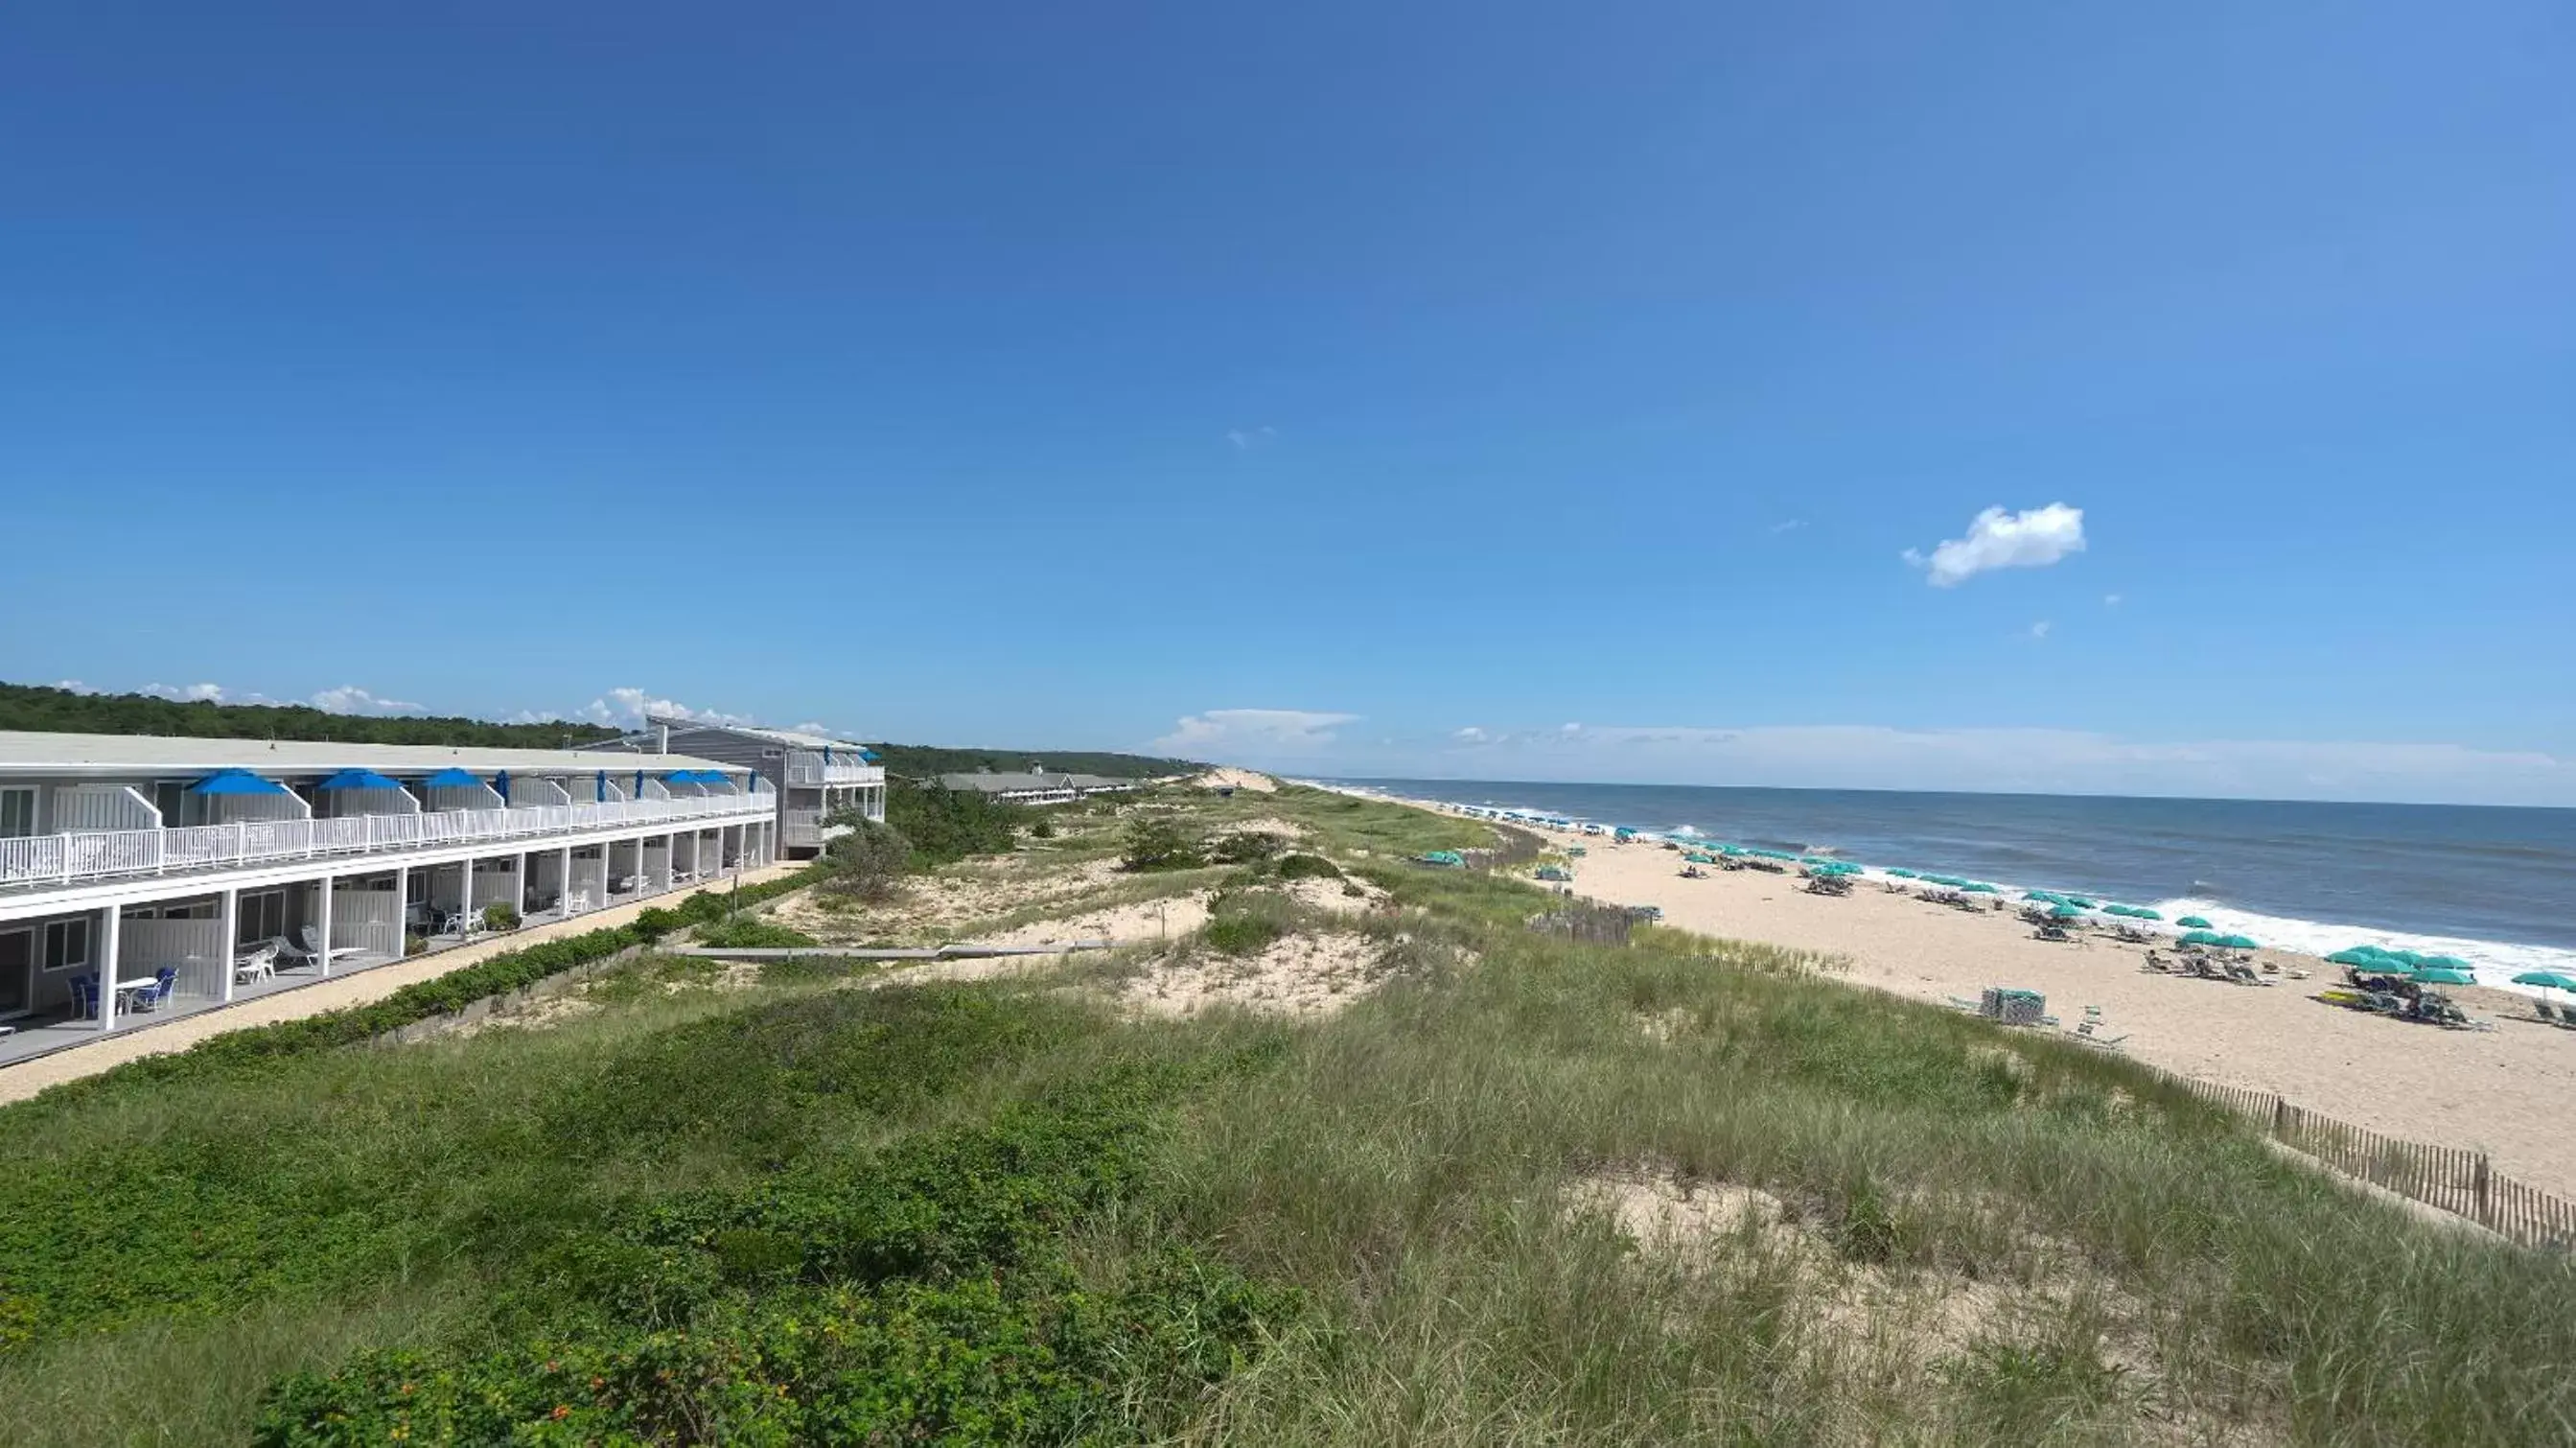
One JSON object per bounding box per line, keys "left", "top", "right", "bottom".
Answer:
{"left": 2175, "top": 916, "right": 2213, "bottom": 929}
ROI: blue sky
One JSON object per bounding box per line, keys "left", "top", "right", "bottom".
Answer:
{"left": 3, "top": 4, "right": 2569, "bottom": 804}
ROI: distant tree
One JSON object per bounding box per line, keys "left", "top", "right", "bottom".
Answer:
{"left": 0, "top": 682, "right": 621, "bottom": 749}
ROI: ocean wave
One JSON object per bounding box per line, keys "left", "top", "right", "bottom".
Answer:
{"left": 2147, "top": 896, "right": 2576, "bottom": 994}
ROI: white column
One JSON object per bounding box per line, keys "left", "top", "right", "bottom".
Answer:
{"left": 392, "top": 868, "right": 409, "bottom": 952}
{"left": 220, "top": 887, "right": 240, "bottom": 1003}
{"left": 559, "top": 847, "right": 572, "bottom": 914}
{"left": 513, "top": 852, "right": 527, "bottom": 920}
{"left": 318, "top": 875, "right": 337, "bottom": 975}
{"left": 97, "top": 906, "right": 122, "bottom": 1033}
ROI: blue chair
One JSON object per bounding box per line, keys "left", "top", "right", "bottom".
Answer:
{"left": 130, "top": 968, "right": 179, "bottom": 1013}
{"left": 67, "top": 974, "right": 99, "bottom": 1019}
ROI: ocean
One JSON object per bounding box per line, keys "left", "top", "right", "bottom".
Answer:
{"left": 1331, "top": 778, "right": 2576, "bottom": 990}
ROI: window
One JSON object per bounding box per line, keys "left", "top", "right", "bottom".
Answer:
{"left": 0, "top": 787, "right": 35, "bottom": 839}
{"left": 42, "top": 918, "right": 91, "bottom": 971}
{"left": 239, "top": 891, "right": 287, "bottom": 945}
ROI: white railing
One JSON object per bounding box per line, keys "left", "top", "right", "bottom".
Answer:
{"left": 783, "top": 755, "right": 883, "bottom": 787}
{"left": 0, "top": 791, "right": 772, "bottom": 891}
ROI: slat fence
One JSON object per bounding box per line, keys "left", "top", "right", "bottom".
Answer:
{"left": 2152, "top": 1065, "right": 2576, "bottom": 1250}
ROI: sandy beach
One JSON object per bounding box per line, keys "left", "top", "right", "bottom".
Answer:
{"left": 1381, "top": 794, "right": 2576, "bottom": 1201}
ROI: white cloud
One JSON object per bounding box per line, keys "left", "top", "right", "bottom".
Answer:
{"left": 579, "top": 687, "right": 758, "bottom": 730}
{"left": 1225, "top": 425, "right": 1278, "bottom": 452}
{"left": 2029, "top": 620, "right": 2053, "bottom": 640}
{"left": 1452, "top": 726, "right": 1493, "bottom": 743}
{"left": 1904, "top": 503, "right": 2086, "bottom": 587}
{"left": 53, "top": 679, "right": 95, "bottom": 694}
{"left": 1769, "top": 519, "right": 1807, "bottom": 535}
{"left": 308, "top": 685, "right": 424, "bottom": 715}
{"left": 1410, "top": 721, "right": 2570, "bottom": 806}
{"left": 142, "top": 682, "right": 229, "bottom": 703}
{"left": 2103, "top": 594, "right": 2123, "bottom": 607}
{"left": 1155, "top": 708, "right": 1358, "bottom": 758}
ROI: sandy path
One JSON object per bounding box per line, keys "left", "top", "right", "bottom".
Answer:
{"left": 0, "top": 862, "right": 809, "bottom": 1105}
{"left": 1431, "top": 810, "right": 2576, "bottom": 1199}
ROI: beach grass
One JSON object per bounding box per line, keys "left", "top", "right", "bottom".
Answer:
{"left": 0, "top": 784, "right": 2570, "bottom": 1442}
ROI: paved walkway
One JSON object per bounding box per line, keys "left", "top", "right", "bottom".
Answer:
{"left": 0, "top": 862, "right": 809, "bottom": 1105}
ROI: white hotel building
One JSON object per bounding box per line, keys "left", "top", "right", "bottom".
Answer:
{"left": 0, "top": 731, "right": 780, "bottom": 1065}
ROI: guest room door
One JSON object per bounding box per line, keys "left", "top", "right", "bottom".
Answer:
{"left": 0, "top": 927, "right": 32, "bottom": 1021}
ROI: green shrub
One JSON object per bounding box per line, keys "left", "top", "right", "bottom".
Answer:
{"left": 1274, "top": 852, "right": 1342, "bottom": 881}
{"left": 1201, "top": 890, "right": 1298, "bottom": 957}
{"left": 480, "top": 902, "right": 520, "bottom": 933}
{"left": 692, "top": 917, "right": 820, "bottom": 950}
{"left": 631, "top": 907, "right": 682, "bottom": 942}
{"left": 252, "top": 1059, "right": 1299, "bottom": 1445}
{"left": 1030, "top": 817, "right": 1056, "bottom": 839}
{"left": 1121, "top": 817, "right": 1203, "bottom": 873}
{"left": 1210, "top": 830, "right": 1286, "bottom": 864}
{"left": 884, "top": 781, "right": 1025, "bottom": 866}
{"left": 403, "top": 934, "right": 427, "bottom": 957}
{"left": 820, "top": 818, "right": 911, "bottom": 901}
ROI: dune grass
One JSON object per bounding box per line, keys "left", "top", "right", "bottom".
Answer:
{"left": 0, "top": 787, "right": 2569, "bottom": 1443}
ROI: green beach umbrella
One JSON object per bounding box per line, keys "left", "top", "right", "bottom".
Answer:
{"left": 2065, "top": 897, "right": 2097, "bottom": 909}
{"left": 2218, "top": 934, "right": 2261, "bottom": 950}
{"left": 2511, "top": 970, "right": 2576, "bottom": 993}
{"left": 1887, "top": 869, "right": 1917, "bottom": 878}
{"left": 1962, "top": 882, "right": 2000, "bottom": 894}
{"left": 2050, "top": 903, "right": 2085, "bottom": 920}
{"left": 2178, "top": 930, "right": 2226, "bottom": 946}
{"left": 2175, "top": 916, "right": 2213, "bottom": 929}
{"left": 2417, "top": 955, "right": 2471, "bottom": 971}
{"left": 2410, "top": 967, "right": 2476, "bottom": 987}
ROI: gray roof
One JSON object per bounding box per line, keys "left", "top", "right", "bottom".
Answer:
{"left": 936, "top": 771, "right": 1133, "bottom": 794}
{"left": 0, "top": 730, "right": 749, "bottom": 781}
{"left": 645, "top": 715, "right": 870, "bottom": 751}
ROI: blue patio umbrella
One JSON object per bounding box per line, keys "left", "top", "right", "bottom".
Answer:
{"left": 316, "top": 768, "right": 404, "bottom": 792}
{"left": 859, "top": 749, "right": 881, "bottom": 763}
{"left": 187, "top": 768, "right": 288, "bottom": 795}
{"left": 422, "top": 767, "right": 483, "bottom": 787}
{"left": 493, "top": 770, "right": 510, "bottom": 804}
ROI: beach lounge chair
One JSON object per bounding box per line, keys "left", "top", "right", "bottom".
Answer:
{"left": 233, "top": 943, "right": 277, "bottom": 985}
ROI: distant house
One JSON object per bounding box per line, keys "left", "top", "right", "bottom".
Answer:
{"left": 933, "top": 764, "right": 1138, "bottom": 806}
{"left": 584, "top": 717, "right": 885, "bottom": 858}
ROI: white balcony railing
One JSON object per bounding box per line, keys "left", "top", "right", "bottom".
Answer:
{"left": 782, "top": 753, "right": 884, "bottom": 787}
{"left": 0, "top": 792, "right": 772, "bottom": 891}
{"left": 779, "top": 807, "right": 854, "bottom": 848}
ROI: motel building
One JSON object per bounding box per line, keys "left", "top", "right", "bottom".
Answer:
{"left": 582, "top": 716, "right": 887, "bottom": 858}
{"left": 0, "top": 731, "right": 780, "bottom": 1067}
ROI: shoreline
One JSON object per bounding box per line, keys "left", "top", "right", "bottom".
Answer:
{"left": 1311, "top": 779, "right": 2576, "bottom": 983}
{"left": 1339, "top": 782, "right": 2576, "bottom": 1201}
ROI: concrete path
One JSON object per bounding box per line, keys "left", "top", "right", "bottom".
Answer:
{"left": 0, "top": 862, "right": 809, "bottom": 1105}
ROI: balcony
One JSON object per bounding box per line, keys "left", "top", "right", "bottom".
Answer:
{"left": 780, "top": 807, "right": 854, "bottom": 849}
{"left": 0, "top": 792, "right": 773, "bottom": 894}
{"left": 783, "top": 753, "right": 885, "bottom": 788}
